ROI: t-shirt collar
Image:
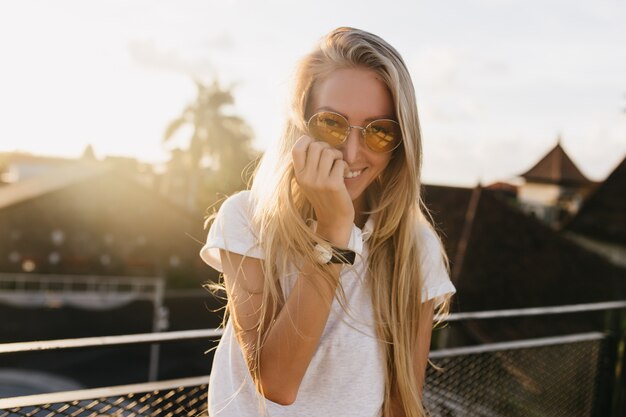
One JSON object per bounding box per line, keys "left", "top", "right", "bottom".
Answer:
{"left": 361, "top": 216, "right": 375, "bottom": 243}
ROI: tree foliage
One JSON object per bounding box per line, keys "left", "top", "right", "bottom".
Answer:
{"left": 164, "top": 80, "right": 258, "bottom": 211}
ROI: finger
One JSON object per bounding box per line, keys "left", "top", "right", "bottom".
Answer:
{"left": 330, "top": 158, "right": 347, "bottom": 183}
{"left": 317, "top": 147, "right": 343, "bottom": 180}
{"left": 304, "top": 141, "right": 327, "bottom": 176}
{"left": 292, "top": 135, "right": 314, "bottom": 174}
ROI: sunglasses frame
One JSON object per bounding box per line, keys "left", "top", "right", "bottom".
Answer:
{"left": 306, "top": 111, "right": 402, "bottom": 153}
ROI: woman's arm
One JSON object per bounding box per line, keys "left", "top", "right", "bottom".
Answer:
{"left": 221, "top": 135, "right": 354, "bottom": 405}
{"left": 220, "top": 222, "right": 349, "bottom": 405}
{"left": 387, "top": 299, "right": 435, "bottom": 417}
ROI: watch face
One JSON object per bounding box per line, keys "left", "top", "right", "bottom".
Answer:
{"left": 314, "top": 242, "right": 333, "bottom": 264}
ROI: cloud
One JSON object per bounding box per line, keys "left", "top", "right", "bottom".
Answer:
{"left": 411, "top": 47, "right": 465, "bottom": 92}
{"left": 201, "top": 32, "right": 235, "bottom": 50}
{"left": 411, "top": 47, "right": 500, "bottom": 123}
{"left": 128, "top": 38, "right": 218, "bottom": 80}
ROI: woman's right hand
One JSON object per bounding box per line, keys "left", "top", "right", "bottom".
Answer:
{"left": 292, "top": 135, "right": 355, "bottom": 245}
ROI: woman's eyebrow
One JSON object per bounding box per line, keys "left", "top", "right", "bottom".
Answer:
{"left": 315, "top": 106, "right": 396, "bottom": 122}
{"left": 315, "top": 106, "right": 347, "bottom": 118}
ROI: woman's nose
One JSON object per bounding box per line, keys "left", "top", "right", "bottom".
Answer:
{"left": 340, "top": 127, "right": 362, "bottom": 163}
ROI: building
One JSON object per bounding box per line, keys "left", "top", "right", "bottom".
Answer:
{"left": 561, "top": 156, "right": 626, "bottom": 268}
{"left": 0, "top": 164, "right": 210, "bottom": 282}
{"left": 0, "top": 152, "right": 80, "bottom": 184}
{"left": 0, "top": 163, "right": 220, "bottom": 391}
{"left": 516, "top": 139, "right": 596, "bottom": 226}
{"left": 423, "top": 184, "right": 626, "bottom": 344}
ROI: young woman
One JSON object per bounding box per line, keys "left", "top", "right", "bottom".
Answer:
{"left": 201, "top": 27, "right": 456, "bottom": 417}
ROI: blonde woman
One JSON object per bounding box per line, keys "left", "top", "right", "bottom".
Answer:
{"left": 201, "top": 27, "right": 456, "bottom": 417}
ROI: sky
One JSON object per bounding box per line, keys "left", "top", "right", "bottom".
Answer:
{"left": 0, "top": 0, "right": 625, "bottom": 187}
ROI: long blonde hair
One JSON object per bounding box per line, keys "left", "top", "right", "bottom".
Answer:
{"left": 212, "top": 27, "right": 451, "bottom": 416}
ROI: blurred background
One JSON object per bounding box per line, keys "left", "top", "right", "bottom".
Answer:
{"left": 0, "top": 1, "right": 625, "bottom": 416}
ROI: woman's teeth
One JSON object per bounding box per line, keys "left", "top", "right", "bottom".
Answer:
{"left": 344, "top": 169, "right": 363, "bottom": 179}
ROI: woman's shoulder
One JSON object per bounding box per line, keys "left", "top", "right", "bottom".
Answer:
{"left": 200, "top": 190, "right": 263, "bottom": 269}
{"left": 219, "top": 190, "right": 255, "bottom": 212}
{"left": 415, "top": 218, "right": 444, "bottom": 252}
{"left": 207, "top": 190, "right": 261, "bottom": 240}
{"left": 414, "top": 218, "right": 456, "bottom": 305}
{"left": 205, "top": 190, "right": 252, "bottom": 228}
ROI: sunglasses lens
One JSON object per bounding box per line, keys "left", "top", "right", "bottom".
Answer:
{"left": 308, "top": 112, "right": 349, "bottom": 147}
{"left": 365, "top": 120, "right": 401, "bottom": 152}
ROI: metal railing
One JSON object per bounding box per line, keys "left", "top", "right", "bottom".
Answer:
{"left": 426, "top": 331, "right": 606, "bottom": 416}
{"left": 0, "top": 329, "right": 222, "bottom": 355}
{"left": 0, "top": 300, "right": 625, "bottom": 416}
{"left": 0, "top": 273, "right": 168, "bottom": 381}
{"left": 0, "top": 377, "right": 209, "bottom": 417}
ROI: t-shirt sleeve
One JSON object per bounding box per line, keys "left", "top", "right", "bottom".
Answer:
{"left": 199, "top": 191, "right": 265, "bottom": 272}
{"left": 418, "top": 223, "right": 456, "bottom": 308}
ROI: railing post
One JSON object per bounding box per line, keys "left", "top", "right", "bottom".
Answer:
{"left": 602, "top": 307, "right": 626, "bottom": 417}
{"left": 148, "top": 277, "right": 166, "bottom": 382}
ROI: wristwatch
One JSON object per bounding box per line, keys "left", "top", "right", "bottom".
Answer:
{"left": 313, "top": 241, "right": 356, "bottom": 265}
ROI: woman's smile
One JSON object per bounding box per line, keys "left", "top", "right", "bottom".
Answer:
{"left": 344, "top": 168, "right": 365, "bottom": 179}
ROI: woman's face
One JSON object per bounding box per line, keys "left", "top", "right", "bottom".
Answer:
{"left": 308, "top": 67, "right": 396, "bottom": 214}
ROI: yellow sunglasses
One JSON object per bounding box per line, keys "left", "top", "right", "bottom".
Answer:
{"left": 306, "top": 111, "right": 402, "bottom": 153}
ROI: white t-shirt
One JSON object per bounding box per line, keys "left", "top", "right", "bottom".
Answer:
{"left": 200, "top": 191, "right": 456, "bottom": 417}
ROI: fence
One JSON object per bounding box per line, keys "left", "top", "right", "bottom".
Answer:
{"left": 426, "top": 332, "right": 605, "bottom": 416}
{"left": 1, "top": 301, "right": 624, "bottom": 416}
{"left": 0, "top": 273, "right": 168, "bottom": 381}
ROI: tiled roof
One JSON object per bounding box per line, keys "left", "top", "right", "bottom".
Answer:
{"left": 484, "top": 181, "right": 518, "bottom": 196}
{"left": 520, "top": 142, "right": 591, "bottom": 185}
{"left": 0, "top": 168, "right": 210, "bottom": 284}
{"left": 423, "top": 185, "right": 625, "bottom": 313}
{"left": 424, "top": 184, "right": 625, "bottom": 344}
{"left": 0, "top": 164, "right": 106, "bottom": 210}
{"left": 422, "top": 184, "right": 474, "bottom": 274}
{"left": 562, "top": 156, "right": 626, "bottom": 245}
{"left": 0, "top": 152, "right": 77, "bottom": 165}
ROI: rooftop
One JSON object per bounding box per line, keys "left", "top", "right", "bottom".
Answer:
{"left": 519, "top": 141, "right": 592, "bottom": 186}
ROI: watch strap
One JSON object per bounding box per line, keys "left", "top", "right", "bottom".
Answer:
{"left": 329, "top": 247, "right": 356, "bottom": 265}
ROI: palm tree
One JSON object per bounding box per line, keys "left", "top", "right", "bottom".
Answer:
{"left": 163, "top": 80, "right": 256, "bottom": 211}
